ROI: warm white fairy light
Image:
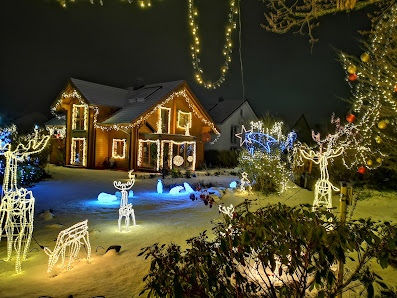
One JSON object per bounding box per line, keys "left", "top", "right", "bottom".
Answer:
{"left": 44, "top": 220, "right": 91, "bottom": 273}
{"left": 70, "top": 137, "right": 87, "bottom": 166}
{"left": 219, "top": 204, "right": 234, "bottom": 219}
{"left": 57, "top": 0, "right": 151, "bottom": 9}
{"left": 114, "top": 172, "right": 135, "bottom": 207}
{"left": 72, "top": 104, "right": 88, "bottom": 130}
{"left": 137, "top": 139, "right": 161, "bottom": 171}
{"left": 188, "top": 0, "right": 239, "bottom": 89}
{"left": 0, "top": 132, "right": 49, "bottom": 273}
{"left": 46, "top": 125, "right": 66, "bottom": 138}
{"left": 112, "top": 139, "right": 126, "bottom": 159}
{"left": 118, "top": 203, "right": 136, "bottom": 232}
{"left": 173, "top": 155, "right": 184, "bottom": 167}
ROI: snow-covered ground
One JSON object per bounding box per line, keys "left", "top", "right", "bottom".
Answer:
{"left": 0, "top": 165, "right": 396, "bottom": 297}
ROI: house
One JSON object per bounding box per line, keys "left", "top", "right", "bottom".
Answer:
{"left": 44, "top": 117, "right": 66, "bottom": 165}
{"left": 205, "top": 98, "right": 257, "bottom": 151}
{"left": 49, "top": 78, "right": 219, "bottom": 171}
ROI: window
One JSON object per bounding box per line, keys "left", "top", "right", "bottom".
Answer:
{"left": 158, "top": 107, "right": 171, "bottom": 133}
{"left": 138, "top": 140, "right": 160, "bottom": 170}
{"left": 177, "top": 111, "right": 192, "bottom": 130}
{"left": 112, "top": 139, "right": 126, "bottom": 159}
{"left": 231, "top": 125, "right": 239, "bottom": 144}
{"left": 72, "top": 104, "right": 87, "bottom": 130}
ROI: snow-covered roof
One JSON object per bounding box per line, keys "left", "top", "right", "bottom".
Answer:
{"left": 207, "top": 99, "right": 249, "bottom": 124}
{"left": 44, "top": 117, "right": 66, "bottom": 127}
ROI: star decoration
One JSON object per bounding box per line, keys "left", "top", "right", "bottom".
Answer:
{"left": 235, "top": 125, "right": 252, "bottom": 147}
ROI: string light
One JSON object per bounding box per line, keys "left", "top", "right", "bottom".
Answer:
{"left": 112, "top": 139, "right": 126, "bottom": 159}
{"left": 239, "top": 172, "right": 252, "bottom": 192}
{"left": 70, "top": 137, "right": 87, "bottom": 166}
{"left": 57, "top": 0, "right": 151, "bottom": 9}
{"left": 44, "top": 220, "right": 91, "bottom": 273}
{"left": 188, "top": 0, "right": 239, "bottom": 89}
{"left": 118, "top": 203, "right": 136, "bottom": 232}
{"left": 0, "top": 131, "right": 49, "bottom": 273}
{"left": 113, "top": 172, "right": 135, "bottom": 207}
{"left": 157, "top": 107, "right": 171, "bottom": 134}
{"left": 177, "top": 111, "right": 192, "bottom": 136}
{"left": 72, "top": 104, "right": 88, "bottom": 131}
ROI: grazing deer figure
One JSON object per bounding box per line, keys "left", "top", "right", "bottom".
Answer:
{"left": 0, "top": 129, "right": 49, "bottom": 273}
{"left": 118, "top": 203, "right": 136, "bottom": 232}
{"left": 44, "top": 220, "right": 91, "bottom": 273}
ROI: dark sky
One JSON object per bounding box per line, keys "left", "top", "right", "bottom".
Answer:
{"left": 0, "top": 0, "right": 373, "bottom": 128}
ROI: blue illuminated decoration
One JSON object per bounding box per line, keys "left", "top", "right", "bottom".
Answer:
{"left": 157, "top": 179, "right": 163, "bottom": 194}
{"left": 183, "top": 182, "right": 195, "bottom": 193}
{"left": 128, "top": 190, "right": 134, "bottom": 198}
{"left": 169, "top": 185, "right": 184, "bottom": 195}
{"left": 229, "top": 181, "right": 237, "bottom": 188}
{"left": 98, "top": 192, "right": 117, "bottom": 203}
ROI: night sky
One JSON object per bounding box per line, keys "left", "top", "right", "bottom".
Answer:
{"left": 0, "top": 0, "right": 373, "bottom": 128}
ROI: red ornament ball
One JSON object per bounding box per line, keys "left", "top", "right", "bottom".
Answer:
{"left": 346, "top": 113, "right": 356, "bottom": 123}
{"left": 358, "top": 167, "right": 366, "bottom": 174}
{"left": 202, "top": 132, "right": 211, "bottom": 143}
{"left": 348, "top": 73, "right": 358, "bottom": 81}
{"left": 394, "top": 83, "right": 397, "bottom": 92}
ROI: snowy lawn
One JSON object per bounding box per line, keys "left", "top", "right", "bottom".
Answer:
{"left": 0, "top": 165, "right": 396, "bottom": 297}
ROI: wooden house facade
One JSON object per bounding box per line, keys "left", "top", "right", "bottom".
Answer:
{"left": 49, "top": 78, "right": 219, "bottom": 171}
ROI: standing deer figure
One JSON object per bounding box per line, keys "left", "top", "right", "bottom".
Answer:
{"left": 44, "top": 220, "right": 91, "bottom": 273}
{"left": 115, "top": 170, "right": 136, "bottom": 231}
{"left": 300, "top": 115, "right": 345, "bottom": 210}
{"left": 0, "top": 130, "right": 49, "bottom": 273}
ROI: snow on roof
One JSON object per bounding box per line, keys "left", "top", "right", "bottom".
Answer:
{"left": 44, "top": 117, "right": 66, "bottom": 126}
{"left": 207, "top": 99, "right": 247, "bottom": 124}
{"left": 101, "top": 80, "right": 184, "bottom": 124}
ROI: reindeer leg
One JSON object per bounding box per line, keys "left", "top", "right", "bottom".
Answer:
{"left": 82, "top": 233, "right": 91, "bottom": 261}
{"left": 131, "top": 209, "right": 136, "bottom": 226}
{"left": 125, "top": 214, "right": 129, "bottom": 231}
{"left": 118, "top": 212, "right": 122, "bottom": 232}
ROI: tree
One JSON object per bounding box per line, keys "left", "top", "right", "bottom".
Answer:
{"left": 139, "top": 202, "right": 397, "bottom": 297}
{"left": 337, "top": 3, "right": 397, "bottom": 174}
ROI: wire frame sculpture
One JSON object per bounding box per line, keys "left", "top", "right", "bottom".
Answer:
{"left": 44, "top": 220, "right": 91, "bottom": 273}
{"left": 115, "top": 170, "right": 136, "bottom": 231}
{"left": 0, "top": 131, "right": 49, "bottom": 273}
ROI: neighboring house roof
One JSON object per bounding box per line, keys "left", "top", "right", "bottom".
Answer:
{"left": 101, "top": 80, "right": 184, "bottom": 124}
{"left": 45, "top": 117, "right": 66, "bottom": 127}
{"left": 292, "top": 114, "right": 313, "bottom": 145}
{"left": 70, "top": 78, "right": 129, "bottom": 108}
{"left": 207, "top": 99, "right": 252, "bottom": 124}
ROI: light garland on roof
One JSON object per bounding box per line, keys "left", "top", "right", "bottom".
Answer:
{"left": 112, "top": 139, "right": 126, "bottom": 159}
{"left": 188, "top": 0, "right": 239, "bottom": 89}
{"left": 91, "top": 89, "right": 220, "bottom": 136}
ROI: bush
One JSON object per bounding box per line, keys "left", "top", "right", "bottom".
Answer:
{"left": 139, "top": 202, "right": 397, "bottom": 297}
{"left": 204, "top": 150, "right": 239, "bottom": 168}
{"left": 238, "top": 150, "right": 289, "bottom": 194}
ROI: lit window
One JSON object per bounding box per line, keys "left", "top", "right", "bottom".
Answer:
{"left": 231, "top": 125, "right": 239, "bottom": 144}
{"left": 112, "top": 139, "right": 126, "bottom": 159}
{"left": 177, "top": 111, "right": 192, "bottom": 134}
{"left": 72, "top": 104, "right": 88, "bottom": 130}
{"left": 71, "top": 138, "right": 86, "bottom": 166}
{"left": 158, "top": 107, "right": 171, "bottom": 134}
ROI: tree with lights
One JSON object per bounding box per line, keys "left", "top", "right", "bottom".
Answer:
{"left": 261, "top": 0, "right": 394, "bottom": 44}
{"left": 338, "top": 3, "right": 397, "bottom": 175}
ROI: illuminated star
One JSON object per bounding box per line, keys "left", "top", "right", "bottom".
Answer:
{"left": 235, "top": 125, "right": 252, "bottom": 147}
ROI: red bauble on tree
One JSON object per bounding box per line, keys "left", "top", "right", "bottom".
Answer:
{"left": 358, "top": 167, "right": 366, "bottom": 174}
{"left": 346, "top": 113, "right": 356, "bottom": 123}
{"left": 348, "top": 73, "right": 358, "bottom": 81}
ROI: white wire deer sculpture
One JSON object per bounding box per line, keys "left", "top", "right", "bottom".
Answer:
{"left": 0, "top": 129, "right": 49, "bottom": 273}
{"left": 44, "top": 220, "right": 91, "bottom": 273}
{"left": 300, "top": 115, "right": 347, "bottom": 210}
{"left": 115, "top": 170, "right": 136, "bottom": 232}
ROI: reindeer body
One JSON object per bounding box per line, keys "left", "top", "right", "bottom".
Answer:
{"left": 114, "top": 171, "right": 136, "bottom": 231}
{"left": 118, "top": 203, "right": 136, "bottom": 232}
{"left": 0, "top": 132, "right": 49, "bottom": 273}
{"left": 44, "top": 220, "right": 91, "bottom": 273}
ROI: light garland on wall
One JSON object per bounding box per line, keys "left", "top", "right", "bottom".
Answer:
{"left": 112, "top": 139, "right": 126, "bottom": 159}
{"left": 72, "top": 104, "right": 88, "bottom": 130}
{"left": 188, "top": 0, "right": 239, "bottom": 89}
{"left": 70, "top": 137, "right": 87, "bottom": 166}
{"left": 44, "top": 220, "right": 91, "bottom": 273}
{"left": 137, "top": 139, "right": 161, "bottom": 171}
{"left": 0, "top": 132, "right": 49, "bottom": 273}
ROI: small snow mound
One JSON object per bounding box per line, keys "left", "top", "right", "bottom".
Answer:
{"left": 98, "top": 192, "right": 117, "bottom": 203}
{"left": 38, "top": 209, "right": 55, "bottom": 221}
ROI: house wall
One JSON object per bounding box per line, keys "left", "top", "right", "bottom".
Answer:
{"left": 206, "top": 101, "right": 257, "bottom": 151}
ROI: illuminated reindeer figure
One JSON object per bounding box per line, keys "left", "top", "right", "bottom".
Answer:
{"left": 44, "top": 220, "right": 91, "bottom": 273}
{"left": 115, "top": 170, "right": 136, "bottom": 231}
{"left": 0, "top": 129, "right": 49, "bottom": 273}
{"left": 300, "top": 116, "right": 345, "bottom": 210}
